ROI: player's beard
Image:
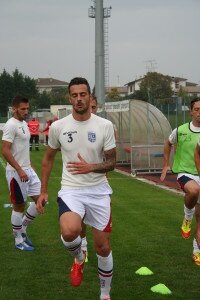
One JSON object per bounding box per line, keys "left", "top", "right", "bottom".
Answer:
{"left": 16, "top": 111, "right": 27, "bottom": 121}
{"left": 74, "top": 104, "right": 90, "bottom": 115}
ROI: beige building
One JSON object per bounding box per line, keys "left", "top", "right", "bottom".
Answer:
{"left": 35, "top": 78, "right": 69, "bottom": 93}
{"left": 182, "top": 85, "right": 200, "bottom": 97}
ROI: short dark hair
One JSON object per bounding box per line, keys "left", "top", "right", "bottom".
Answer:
{"left": 91, "top": 94, "right": 97, "bottom": 104}
{"left": 68, "top": 77, "right": 91, "bottom": 95}
{"left": 190, "top": 97, "right": 200, "bottom": 110}
{"left": 12, "top": 96, "right": 29, "bottom": 107}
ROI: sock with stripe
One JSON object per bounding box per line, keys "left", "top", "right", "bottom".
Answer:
{"left": 193, "top": 238, "right": 200, "bottom": 254}
{"left": 81, "top": 236, "right": 88, "bottom": 252}
{"left": 22, "top": 202, "right": 38, "bottom": 233}
{"left": 61, "top": 235, "right": 84, "bottom": 263}
{"left": 11, "top": 210, "right": 24, "bottom": 244}
{"left": 184, "top": 205, "right": 195, "bottom": 221}
{"left": 97, "top": 251, "right": 113, "bottom": 300}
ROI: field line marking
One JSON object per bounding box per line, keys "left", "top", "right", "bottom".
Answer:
{"left": 114, "top": 168, "right": 184, "bottom": 196}
{"left": 0, "top": 156, "right": 6, "bottom": 169}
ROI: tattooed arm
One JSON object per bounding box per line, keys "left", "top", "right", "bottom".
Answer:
{"left": 93, "top": 148, "right": 116, "bottom": 173}
{"left": 67, "top": 148, "right": 116, "bottom": 175}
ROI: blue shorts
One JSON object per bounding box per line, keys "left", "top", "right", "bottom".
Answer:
{"left": 177, "top": 175, "right": 193, "bottom": 190}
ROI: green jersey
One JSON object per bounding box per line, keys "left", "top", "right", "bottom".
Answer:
{"left": 172, "top": 123, "right": 200, "bottom": 175}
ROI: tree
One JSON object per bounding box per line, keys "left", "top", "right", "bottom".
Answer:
{"left": 29, "top": 87, "right": 70, "bottom": 112}
{"left": 139, "top": 72, "right": 173, "bottom": 104}
{"left": 13, "top": 69, "right": 25, "bottom": 96}
{"left": 0, "top": 69, "right": 14, "bottom": 114}
{"left": 49, "top": 87, "right": 70, "bottom": 105}
{"left": 122, "top": 90, "right": 145, "bottom": 101}
{"left": 23, "top": 75, "right": 38, "bottom": 99}
{"left": 0, "top": 68, "right": 38, "bottom": 115}
{"left": 13, "top": 69, "right": 37, "bottom": 98}
{"left": 106, "top": 87, "right": 120, "bottom": 101}
{"left": 33, "top": 91, "right": 51, "bottom": 110}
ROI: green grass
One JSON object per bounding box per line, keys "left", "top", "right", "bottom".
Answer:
{"left": 0, "top": 141, "right": 200, "bottom": 299}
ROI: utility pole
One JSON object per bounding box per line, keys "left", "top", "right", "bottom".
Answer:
{"left": 88, "top": 1, "right": 111, "bottom": 113}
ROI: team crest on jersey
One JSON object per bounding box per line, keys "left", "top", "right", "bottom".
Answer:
{"left": 88, "top": 132, "right": 96, "bottom": 143}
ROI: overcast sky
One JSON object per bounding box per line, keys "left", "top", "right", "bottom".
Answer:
{"left": 0, "top": 0, "right": 199, "bottom": 88}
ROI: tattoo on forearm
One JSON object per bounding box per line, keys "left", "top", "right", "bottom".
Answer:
{"left": 93, "top": 148, "right": 116, "bottom": 173}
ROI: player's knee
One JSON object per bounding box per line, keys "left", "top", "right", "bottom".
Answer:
{"left": 13, "top": 203, "right": 26, "bottom": 212}
{"left": 62, "top": 232, "right": 77, "bottom": 242}
{"left": 61, "top": 227, "right": 81, "bottom": 242}
{"left": 188, "top": 188, "right": 200, "bottom": 199}
{"left": 95, "top": 243, "right": 111, "bottom": 257}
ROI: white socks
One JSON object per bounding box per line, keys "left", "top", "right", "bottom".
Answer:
{"left": 11, "top": 211, "right": 23, "bottom": 244}
{"left": 81, "top": 237, "right": 88, "bottom": 252}
{"left": 193, "top": 238, "right": 200, "bottom": 254}
{"left": 184, "top": 205, "right": 195, "bottom": 221}
{"left": 11, "top": 203, "right": 38, "bottom": 245}
{"left": 61, "top": 235, "right": 84, "bottom": 263}
{"left": 97, "top": 251, "right": 113, "bottom": 300}
{"left": 22, "top": 202, "right": 38, "bottom": 233}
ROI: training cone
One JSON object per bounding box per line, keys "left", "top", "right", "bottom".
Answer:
{"left": 151, "top": 283, "right": 172, "bottom": 295}
{"left": 135, "top": 266, "right": 154, "bottom": 275}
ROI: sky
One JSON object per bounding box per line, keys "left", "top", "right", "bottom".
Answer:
{"left": 0, "top": 0, "right": 200, "bottom": 88}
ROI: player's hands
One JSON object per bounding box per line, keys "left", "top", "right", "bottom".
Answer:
{"left": 17, "top": 169, "right": 29, "bottom": 182}
{"left": 36, "top": 193, "right": 48, "bottom": 214}
{"left": 67, "top": 153, "right": 93, "bottom": 174}
{"left": 160, "top": 166, "right": 171, "bottom": 182}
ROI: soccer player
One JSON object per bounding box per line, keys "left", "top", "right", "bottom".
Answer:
{"left": 194, "top": 143, "right": 200, "bottom": 266}
{"left": 90, "top": 94, "right": 98, "bottom": 114}
{"left": 37, "top": 77, "right": 116, "bottom": 300}
{"left": 2, "top": 96, "right": 41, "bottom": 251}
{"left": 160, "top": 98, "right": 200, "bottom": 265}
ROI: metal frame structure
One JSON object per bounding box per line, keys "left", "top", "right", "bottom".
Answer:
{"left": 89, "top": 0, "right": 112, "bottom": 110}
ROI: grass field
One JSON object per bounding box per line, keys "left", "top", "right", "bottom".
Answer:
{"left": 0, "top": 142, "right": 200, "bottom": 299}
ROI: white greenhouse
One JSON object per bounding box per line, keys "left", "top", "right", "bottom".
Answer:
{"left": 105, "top": 100, "right": 172, "bottom": 174}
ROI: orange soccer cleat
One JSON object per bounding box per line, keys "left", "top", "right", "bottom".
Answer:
{"left": 70, "top": 259, "right": 85, "bottom": 287}
{"left": 192, "top": 253, "right": 200, "bottom": 266}
{"left": 181, "top": 218, "right": 192, "bottom": 239}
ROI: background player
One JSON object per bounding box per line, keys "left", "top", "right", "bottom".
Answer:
{"left": 160, "top": 98, "right": 200, "bottom": 265}
{"left": 2, "top": 96, "right": 41, "bottom": 251}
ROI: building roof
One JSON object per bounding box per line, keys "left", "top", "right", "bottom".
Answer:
{"left": 125, "top": 77, "right": 144, "bottom": 86}
{"left": 170, "top": 76, "right": 187, "bottom": 82}
{"left": 186, "top": 81, "right": 198, "bottom": 87}
{"left": 35, "top": 78, "right": 68, "bottom": 87}
{"left": 182, "top": 86, "right": 200, "bottom": 93}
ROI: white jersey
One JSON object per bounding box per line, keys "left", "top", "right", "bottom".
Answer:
{"left": 2, "top": 117, "right": 31, "bottom": 171}
{"left": 49, "top": 113, "right": 116, "bottom": 188}
{"left": 169, "top": 121, "right": 200, "bottom": 144}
